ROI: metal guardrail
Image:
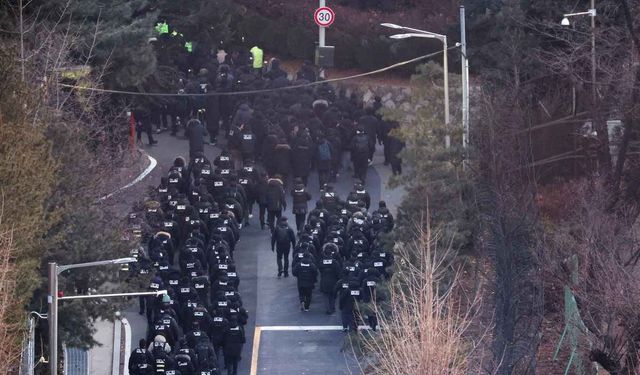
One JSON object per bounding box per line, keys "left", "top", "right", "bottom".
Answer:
{"left": 64, "top": 347, "right": 88, "bottom": 375}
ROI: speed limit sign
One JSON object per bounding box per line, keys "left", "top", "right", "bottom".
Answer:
{"left": 314, "top": 7, "right": 335, "bottom": 28}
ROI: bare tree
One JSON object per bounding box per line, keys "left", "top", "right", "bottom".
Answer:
{"left": 543, "top": 178, "right": 640, "bottom": 374}
{"left": 355, "top": 221, "right": 485, "bottom": 374}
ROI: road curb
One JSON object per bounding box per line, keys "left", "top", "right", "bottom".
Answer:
{"left": 111, "top": 318, "right": 122, "bottom": 375}
{"left": 121, "top": 318, "right": 131, "bottom": 375}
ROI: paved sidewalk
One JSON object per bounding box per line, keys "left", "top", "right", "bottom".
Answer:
{"left": 88, "top": 319, "right": 114, "bottom": 375}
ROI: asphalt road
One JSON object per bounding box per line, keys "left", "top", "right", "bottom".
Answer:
{"left": 122, "top": 131, "right": 401, "bottom": 374}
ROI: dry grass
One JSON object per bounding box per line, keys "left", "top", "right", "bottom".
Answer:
{"left": 356, "top": 223, "right": 483, "bottom": 375}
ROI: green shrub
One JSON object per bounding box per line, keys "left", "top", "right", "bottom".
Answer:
{"left": 331, "top": 30, "right": 358, "bottom": 68}
{"left": 354, "top": 36, "right": 391, "bottom": 71}
{"left": 261, "top": 23, "right": 290, "bottom": 57}
{"left": 285, "top": 26, "right": 315, "bottom": 60}
{"left": 236, "top": 13, "right": 270, "bottom": 46}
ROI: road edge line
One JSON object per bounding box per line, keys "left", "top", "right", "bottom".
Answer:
{"left": 111, "top": 319, "right": 122, "bottom": 375}
{"left": 249, "top": 326, "right": 262, "bottom": 375}
{"left": 258, "top": 325, "right": 372, "bottom": 331}
{"left": 122, "top": 318, "right": 131, "bottom": 375}
{"left": 97, "top": 153, "right": 157, "bottom": 202}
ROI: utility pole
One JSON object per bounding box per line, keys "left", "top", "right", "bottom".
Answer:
{"left": 443, "top": 36, "right": 450, "bottom": 149}
{"left": 460, "top": 5, "right": 470, "bottom": 150}
{"left": 590, "top": 0, "right": 596, "bottom": 104}
{"left": 318, "top": 0, "right": 326, "bottom": 78}
{"left": 48, "top": 263, "right": 58, "bottom": 375}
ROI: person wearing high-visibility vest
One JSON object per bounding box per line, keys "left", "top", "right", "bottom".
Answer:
{"left": 155, "top": 21, "right": 169, "bottom": 35}
{"left": 249, "top": 46, "right": 263, "bottom": 75}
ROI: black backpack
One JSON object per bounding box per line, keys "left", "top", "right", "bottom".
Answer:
{"left": 354, "top": 134, "right": 369, "bottom": 154}
{"left": 275, "top": 226, "right": 290, "bottom": 247}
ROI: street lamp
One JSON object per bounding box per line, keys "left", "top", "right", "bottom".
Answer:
{"left": 48, "top": 257, "right": 148, "bottom": 375}
{"left": 382, "top": 23, "right": 451, "bottom": 148}
{"left": 560, "top": 3, "right": 597, "bottom": 104}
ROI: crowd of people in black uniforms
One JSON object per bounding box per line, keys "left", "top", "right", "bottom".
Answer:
{"left": 273, "top": 182, "right": 396, "bottom": 329}
{"left": 126, "top": 153, "right": 249, "bottom": 375}
{"left": 127, "top": 46, "right": 403, "bottom": 375}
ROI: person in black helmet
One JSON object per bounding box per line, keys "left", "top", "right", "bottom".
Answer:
{"left": 347, "top": 180, "right": 371, "bottom": 210}
{"left": 271, "top": 217, "right": 296, "bottom": 278}
{"left": 292, "top": 251, "right": 318, "bottom": 312}
{"left": 129, "top": 338, "right": 154, "bottom": 375}
{"left": 373, "top": 200, "right": 395, "bottom": 232}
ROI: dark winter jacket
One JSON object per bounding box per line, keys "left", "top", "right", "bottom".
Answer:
{"left": 291, "top": 184, "right": 311, "bottom": 214}
{"left": 185, "top": 120, "right": 205, "bottom": 158}
{"left": 128, "top": 347, "right": 154, "bottom": 374}
{"left": 319, "top": 256, "right": 341, "bottom": 294}
{"left": 292, "top": 259, "right": 318, "bottom": 288}
{"left": 388, "top": 134, "right": 405, "bottom": 162}
{"left": 265, "top": 178, "right": 286, "bottom": 212}
{"left": 272, "top": 143, "right": 292, "bottom": 176}
{"left": 232, "top": 103, "right": 253, "bottom": 127}
{"left": 291, "top": 133, "right": 313, "bottom": 177}
{"left": 350, "top": 132, "right": 370, "bottom": 162}
{"left": 222, "top": 324, "right": 245, "bottom": 358}
{"left": 271, "top": 222, "right": 296, "bottom": 251}
{"left": 358, "top": 114, "right": 379, "bottom": 145}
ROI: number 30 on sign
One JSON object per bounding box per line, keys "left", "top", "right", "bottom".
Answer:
{"left": 314, "top": 7, "right": 335, "bottom": 28}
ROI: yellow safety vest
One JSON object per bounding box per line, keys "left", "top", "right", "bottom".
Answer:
{"left": 250, "top": 46, "right": 263, "bottom": 69}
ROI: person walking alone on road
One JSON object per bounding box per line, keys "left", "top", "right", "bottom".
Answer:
{"left": 135, "top": 105, "right": 157, "bottom": 146}
{"left": 265, "top": 174, "right": 286, "bottom": 231}
{"left": 185, "top": 118, "right": 205, "bottom": 161}
{"left": 351, "top": 127, "right": 370, "bottom": 182}
{"left": 316, "top": 135, "right": 333, "bottom": 189}
{"left": 387, "top": 122, "right": 405, "bottom": 176}
{"left": 291, "top": 178, "right": 311, "bottom": 232}
{"left": 292, "top": 252, "right": 318, "bottom": 312}
{"left": 271, "top": 217, "right": 296, "bottom": 278}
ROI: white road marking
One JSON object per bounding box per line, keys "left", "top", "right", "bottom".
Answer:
{"left": 97, "top": 153, "right": 157, "bottom": 202}
{"left": 259, "top": 325, "right": 372, "bottom": 331}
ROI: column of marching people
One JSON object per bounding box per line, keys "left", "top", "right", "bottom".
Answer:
{"left": 127, "top": 49, "right": 403, "bottom": 374}
{"left": 273, "top": 179, "right": 395, "bottom": 329}
{"left": 126, "top": 153, "right": 250, "bottom": 375}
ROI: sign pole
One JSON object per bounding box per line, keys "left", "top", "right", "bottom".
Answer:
{"left": 128, "top": 111, "right": 136, "bottom": 155}
{"left": 319, "top": 0, "right": 326, "bottom": 78}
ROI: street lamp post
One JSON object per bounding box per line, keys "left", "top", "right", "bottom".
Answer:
{"left": 561, "top": 2, "right": 597, "bottom": 104}
{"left": 460, "top": 5, "right": 470, "bottom": 150}
{"left": 48, "top": 257, "right": 149, "bottom": 375}
{"left": 383, "top": 25, "right": 450, "bottom": 147}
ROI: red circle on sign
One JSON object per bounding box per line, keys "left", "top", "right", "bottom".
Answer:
{"left": 314, "top": 7, "right": 335, "bottom": 28}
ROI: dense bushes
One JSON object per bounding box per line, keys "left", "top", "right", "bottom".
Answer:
{"left": 234, "top": 10, "right": 436, "bottom": 70}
